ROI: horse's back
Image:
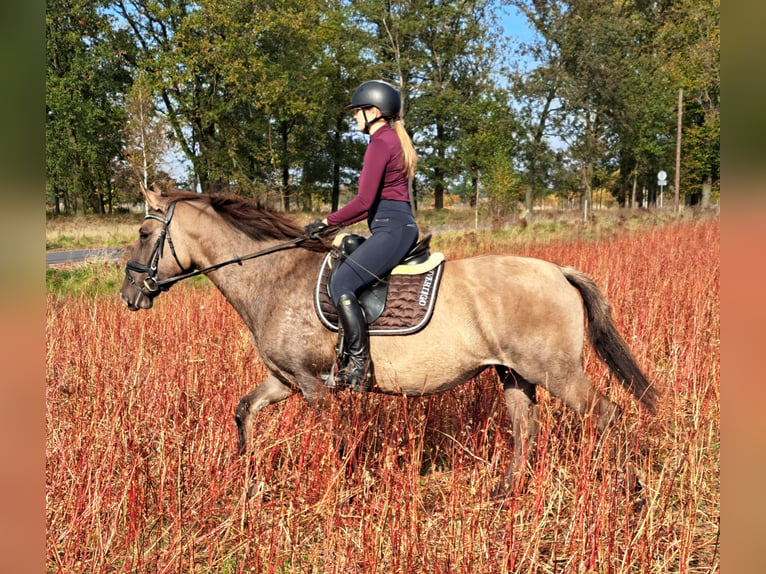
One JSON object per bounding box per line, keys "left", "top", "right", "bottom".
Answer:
{"left": 439, "top": 254, "right": 582, "bottom": 314}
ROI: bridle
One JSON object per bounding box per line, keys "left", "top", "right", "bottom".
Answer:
{"left": 124, "top": 201, "right": 189, "bottom": 298}
{"left": 124, "top": 199, "right": 311, "bottom": 299}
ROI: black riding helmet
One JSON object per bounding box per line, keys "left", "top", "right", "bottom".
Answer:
{"left": 343, "top": 80, "right": 401, "bottom": 119}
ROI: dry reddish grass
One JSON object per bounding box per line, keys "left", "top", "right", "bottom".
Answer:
{"left": 46, "top": 218, "right": 719, "bottom": 573}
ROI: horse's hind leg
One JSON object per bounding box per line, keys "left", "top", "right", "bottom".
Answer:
{"left": 551, "top": 369, "right": 646, "bottom": 499}
{"left": 553, "top": 369, "right": 621, "bottom": 434}
{"left": 495, "top": 366, "right": 539, "bottom": 496}
{"left": 235, "top": 374, "right": 295, "bottom": 455}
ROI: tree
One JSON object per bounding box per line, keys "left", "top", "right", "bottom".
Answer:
{"left": 293, "top": 2, "right": 370, "bottom": 211}
{"left": 353, "top": 0, "right": 504, "bottom": 210}
{"left": 506, "top": 0, "right": 568, "bottom": 213}
{"left": 457, "top": 88, "right": 520, "bottom": 213}
{"left": 655, "top": 0, "right": 719, "bottom": 206}
{"left": 553, "top": 0, "right": 641, "bottom": 212}
{"left": 46, "top": 0, "right": 133, "bottom": 214}
{"left": 121, "top": 69, "right": 172, "bottom": 191}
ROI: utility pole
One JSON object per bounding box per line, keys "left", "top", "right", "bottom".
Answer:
{"left": 474, "top": 168, "right": 480, "bottom": 230}
{"left": 675, "top": 87, "right": 683, "bottom": 213}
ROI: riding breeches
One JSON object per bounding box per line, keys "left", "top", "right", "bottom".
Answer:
{"left": 329, "top": 200, "right": 419, "bottom": 306}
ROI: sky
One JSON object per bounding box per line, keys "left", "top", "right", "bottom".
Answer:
{"left": 498, "top": 3, "right": 536, "bottom": 45}
{"left": 497, "top": 3, "right": 540, "bottom": 75}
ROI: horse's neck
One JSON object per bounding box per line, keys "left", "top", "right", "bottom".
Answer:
{"left": 178, "top": 203, "right": 321, "bottom": 339}
{"left": 198, "top": 235, "right": 319, "bottom": 325}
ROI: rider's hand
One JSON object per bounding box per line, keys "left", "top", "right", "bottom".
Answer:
{"left": 304, "top": 219, "right": 329, "bottom": 238}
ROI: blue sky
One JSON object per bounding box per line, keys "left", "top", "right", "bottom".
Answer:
{"left": 499, "top": 4, "right": 535, "bottom": 45}
{"left": 496, "top": 3, "right": 539, "bottom": 74}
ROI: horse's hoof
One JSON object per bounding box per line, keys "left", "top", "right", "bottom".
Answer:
{"left": 321, "top": 374, "right": 345, "bottom": 392}
{"left": 246, "top": 477, "right": 274, "bottom": 502}
{"left": 490, "top": 481, "right": 512, "bottom": 500}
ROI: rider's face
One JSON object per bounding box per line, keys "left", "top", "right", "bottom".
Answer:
{"left": 354, "top": 107, "right": 380, "bottom": 132}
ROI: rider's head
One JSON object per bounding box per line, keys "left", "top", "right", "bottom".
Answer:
{"left": 344, "top": 80, "right": 402, "bottom": 134}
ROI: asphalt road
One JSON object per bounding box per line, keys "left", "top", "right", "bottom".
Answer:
{"left": 46, "top": 247, "right": 125, "bottom": 266}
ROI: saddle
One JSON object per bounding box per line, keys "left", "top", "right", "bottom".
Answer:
{"left": 313, "top": 233, "right": 446, "bottom": 335}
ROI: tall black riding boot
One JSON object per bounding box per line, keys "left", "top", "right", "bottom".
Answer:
{"left": 333, "top": 293, "right": 374, "bottom": 392}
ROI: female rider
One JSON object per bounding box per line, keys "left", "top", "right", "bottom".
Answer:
{"left": 305, "top": 80, "right": 419, "bottom": 392}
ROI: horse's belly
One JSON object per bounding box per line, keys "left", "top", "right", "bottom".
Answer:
{"left": 370, "top": 353, "right": 483, "bottom": 396}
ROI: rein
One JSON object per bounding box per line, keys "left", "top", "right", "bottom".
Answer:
{"left": 125, "top": 200, "right": 310, "bottom": 297}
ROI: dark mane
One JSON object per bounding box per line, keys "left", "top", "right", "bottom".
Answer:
{"left": 162, "top": 189, "right": 330, "bottom": 253}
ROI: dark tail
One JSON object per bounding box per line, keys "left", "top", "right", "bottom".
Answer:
{"left": 559, "top": 265, "right": 658, "bottom": 415}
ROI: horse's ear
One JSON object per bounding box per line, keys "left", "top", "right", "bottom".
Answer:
{"left": 141, "top": 181, "right": 165, "bottom": 211}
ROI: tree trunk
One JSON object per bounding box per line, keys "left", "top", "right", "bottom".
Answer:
{"left": 434, "top": 121, "right": 445, "bottom": 210}
{"left": 281, "top": 122, "right": 290, "bottom": 211}
{"left": 525, "top": 183, "right": 534, "bottom": 215}
{"left": 434, "top": 181, "right": 444, "bottom": 210}
{"left": 89, "top": 186, "right": 104, "bottom": 214}
{"left": 702, "top": 174, "right": 712, "bottom": 209}
{"left": 631, "top": 171, "right": 637, "bottom": 208}
{"left": 331, "top": 114, "right": 342, "bottom": 212}
{"left": 581, "top": 161, "right": 592, "bottom": 219}
{"left": 434, "top": 166, "right": 444, "bottom": 210}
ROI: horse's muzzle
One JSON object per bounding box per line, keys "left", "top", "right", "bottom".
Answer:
{"left": 120, "top": 282, "right": 154, "bottom": 311}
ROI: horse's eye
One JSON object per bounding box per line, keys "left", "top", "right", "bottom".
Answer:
{"left": 139, "top": 228, "right": 150, "bottom": 240}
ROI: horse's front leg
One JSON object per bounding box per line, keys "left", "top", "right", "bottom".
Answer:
{"left": 235, "top": 374, "right": 295, "bottom": 454}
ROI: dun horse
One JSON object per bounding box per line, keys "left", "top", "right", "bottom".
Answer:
{"left": 120, "top": 184, "right": 657, "bottom": 494}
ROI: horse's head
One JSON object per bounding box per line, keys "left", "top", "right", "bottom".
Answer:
{"left": 120, "top": 183, "right": 193, "bottom": 311}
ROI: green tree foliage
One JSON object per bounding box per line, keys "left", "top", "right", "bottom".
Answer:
{"left": 45, "top": 0, "right": 718, "bottom": 214}
{"left": 355, "top": 0, "right": 506, "bottom": 209}
{"left": 656, "top": 0, "right": 719, "bottom": 205}
{"left": 113, "top": 0, "right": 368, "bottom": 209}
{"left": 46, "top": 0, "right": 133, "bottom": 214}
{"left": 451, "top": 87, "right": 520, "bottom": 212}
{"left": 507, "top": 0, "right": 719, "bottom": 210}
{"left": 507, "top": 0, "right": 567, "bottom": 213}
{"left": 291, "top": 4, "right": 368, "bottom": 213}
{"left": 555, "top": 0, "right": 647, "bottom": 209}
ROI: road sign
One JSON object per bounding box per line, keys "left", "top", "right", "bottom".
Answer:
{"left": 657, "top": 170, "right": 667, "bottom": 208}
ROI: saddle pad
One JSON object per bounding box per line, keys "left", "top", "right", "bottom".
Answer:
{"left": 314, "top": 252, "right": 445, "bottom": 336}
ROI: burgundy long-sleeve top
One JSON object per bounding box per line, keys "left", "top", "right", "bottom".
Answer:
{"left": 326, "top": 124, "right": 410, "bottom": 227}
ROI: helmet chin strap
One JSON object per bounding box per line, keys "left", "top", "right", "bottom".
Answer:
{"left": 361, "top": 109, "right": 386, "bottom": 134}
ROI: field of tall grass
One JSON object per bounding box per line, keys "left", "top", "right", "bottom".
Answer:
{"left": 46, "top": 214, "right": 719, "bottom": 572}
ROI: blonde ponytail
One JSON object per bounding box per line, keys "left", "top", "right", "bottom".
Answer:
{"left": 392, "top": 119, "right": 418, "bottom": 180}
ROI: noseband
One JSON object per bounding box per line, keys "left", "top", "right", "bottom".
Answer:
{"left": 125, "top": 201, "right": 189, "bottom": 298}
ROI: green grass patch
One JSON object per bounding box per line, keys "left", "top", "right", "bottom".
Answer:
{"left": 46, "top": 260, "right": 212, "bottom": 297}
{"left": 46, "top": 261, "right": 124, "bottom": 297}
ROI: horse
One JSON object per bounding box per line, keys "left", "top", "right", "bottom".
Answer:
{"left": 120, "top": 184, "right": 658, "bottom": 495}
